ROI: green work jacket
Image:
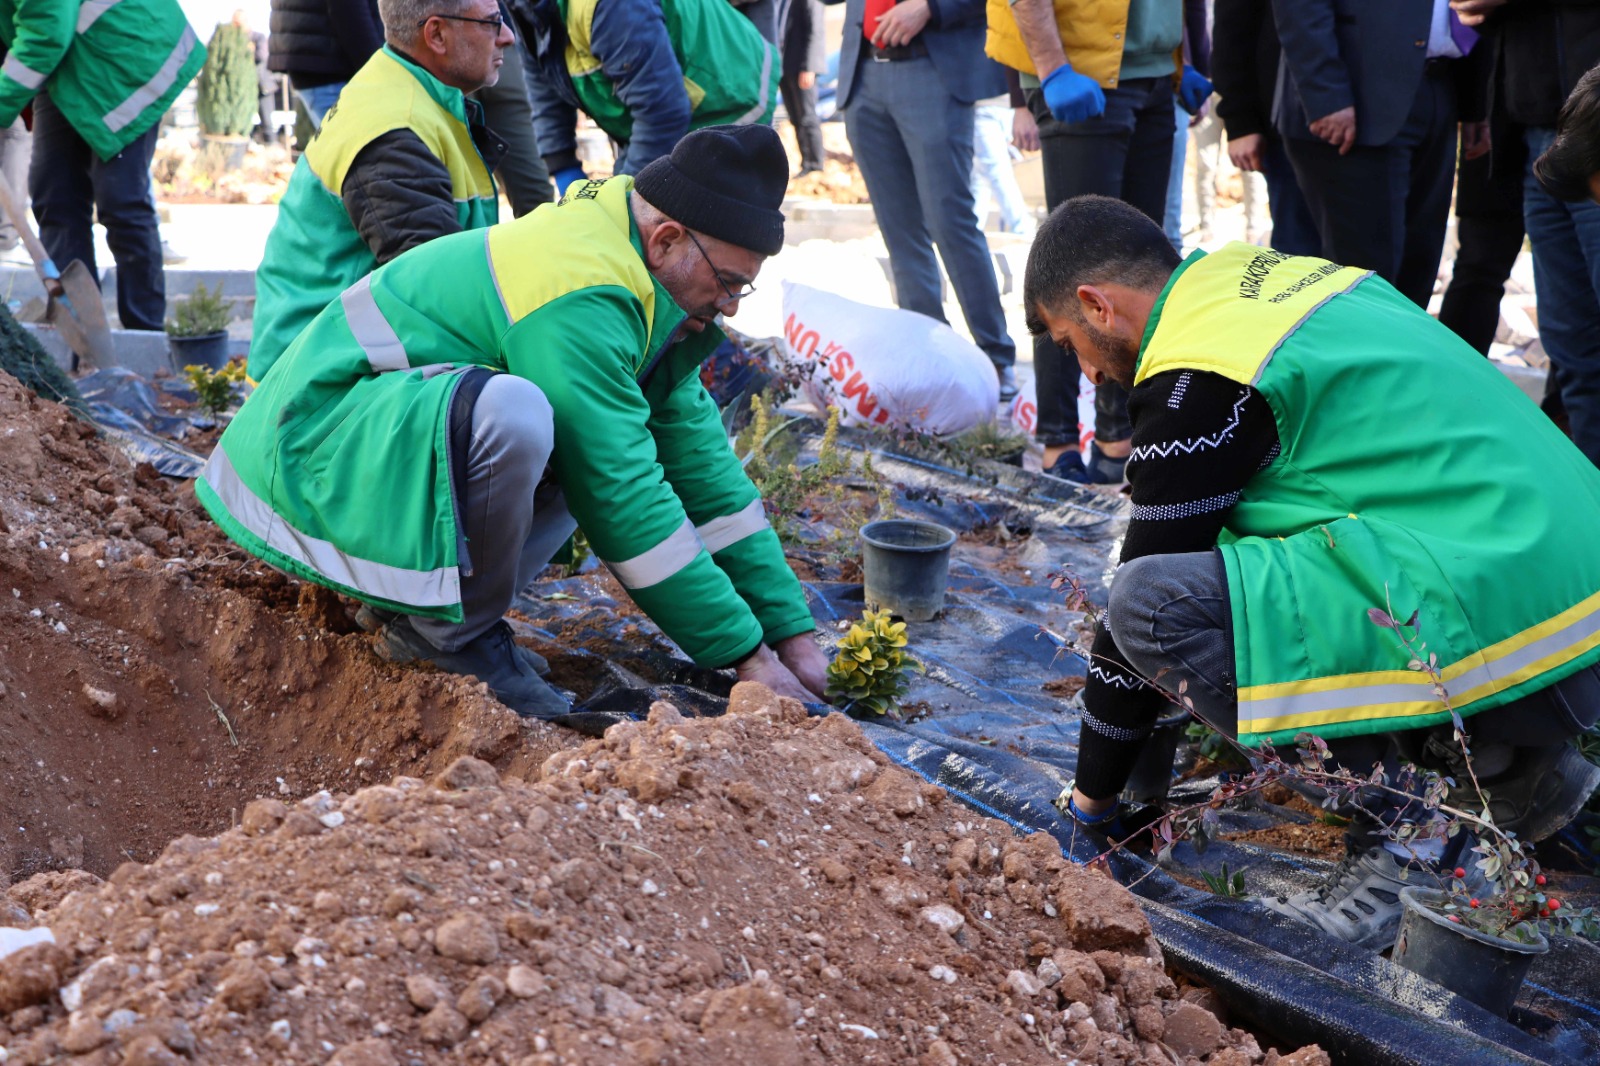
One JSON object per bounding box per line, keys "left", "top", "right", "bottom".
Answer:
{"left": 556, "top": 0, "right": 777, "bottom": 146}
{"left": 248, "top": 46, "right": 499, "bottom": 383}
{"left": 1138, "top": 243, "right": 1600, "bottom": 747}
{"left": 0, "top": 0, "right": 204, "bottom": 159}
{"left": 199, "top": 176, "right": 813, "bottom": 669}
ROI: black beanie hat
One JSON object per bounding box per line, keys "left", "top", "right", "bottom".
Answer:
{"left": 633, "top": 124, "right": 787, "bottom": 256}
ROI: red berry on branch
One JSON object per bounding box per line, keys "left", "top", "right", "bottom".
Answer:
{"left": 1447, "top": 915, "right": 1462, "bottom": 923}
{"left": 1535, "top": 875, "right": 1547, "bottom": 886}
{"left": 1548, "top": 898, "right": 1562, "bottom": 911}
{"left": 1469, "top": 899, "right": 1480, "bottom": 908}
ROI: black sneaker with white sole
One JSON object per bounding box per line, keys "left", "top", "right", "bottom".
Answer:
{"left": 375, "top": 616, "right": 568, "bottom": 720}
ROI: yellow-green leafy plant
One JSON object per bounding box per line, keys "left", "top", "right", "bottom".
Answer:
{"left": 826, "top": 608, "right": 923, "bottom": 716}
{"left": 184, "top": 357, "right": 248, "bottom": 419}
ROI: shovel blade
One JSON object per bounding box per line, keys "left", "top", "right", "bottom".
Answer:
{"left": 47, "top": 259, "right": 115, "bottom": 370}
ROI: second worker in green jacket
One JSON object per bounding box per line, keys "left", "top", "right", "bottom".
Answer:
{"left": 1027, "top": 194, "right": 1600, "bottom": 953}
{"left": 200, "top": 124, "right": 828, "bottom": 717}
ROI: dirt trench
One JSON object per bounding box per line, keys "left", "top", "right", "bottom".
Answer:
{"left": 0, "top": 374, "right": 1333, "bottom": 1064}
{"left": 0, "top": 374, "right": 572, "bottom": 886}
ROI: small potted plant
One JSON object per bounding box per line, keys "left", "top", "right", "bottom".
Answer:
{"left": 166, "top": 282, "right": 233, "bottom": 372}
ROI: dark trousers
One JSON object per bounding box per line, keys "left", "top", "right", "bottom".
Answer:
{"left": 1027, "top": 77, "right": 1174, "bottom": 446}
{"left": 780, "top": 70, "right": 824, "bottom": 172}
{"left": 1439, "top": 126, "right": 1526, "bottom": 355}
{"left": 1283, "top": 68, "right": 1457, "bottom": 307}
{"left": 1522, "top": 125, "right": 1600, "bottom": 468}
{"left": 30, "top": 91, "right": 165, "bottom": 331}
{"left": 1106, "top": 550, "right": 1600, "bottom": 819}
{"left": 1260, "top": 135, "right": 1321, "bottom": 257}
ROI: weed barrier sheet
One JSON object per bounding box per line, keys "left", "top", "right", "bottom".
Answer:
{"left": 510, "top": 429, "right": 1600, "bottom": 1066}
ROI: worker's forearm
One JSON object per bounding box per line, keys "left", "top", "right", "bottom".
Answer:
{"left": 1009, "top": 0, "right": 1069, "bottom": 79}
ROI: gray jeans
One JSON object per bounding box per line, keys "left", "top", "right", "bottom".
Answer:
{"left": 410, "top": 373, "right": 576, "bottom": 652}
{"left": 1105, "top": 551, "right": 1600, "bottom": 785}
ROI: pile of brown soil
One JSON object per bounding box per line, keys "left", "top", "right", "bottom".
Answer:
{"left": 1, "top": 683, "right": 1328, "bottom": 1066}
{"left": 0, "top": 373, "right": 567, "bottom": 886}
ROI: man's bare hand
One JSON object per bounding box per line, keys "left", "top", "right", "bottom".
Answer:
{"left": 798, "top": 70, "right": 815, "bottom": 91}
{"left": 1309, "top": 106, "right": 1357, "bottom": 155}
{"left": 735, "top": 643, "right": 818, "bottom": 703}
{"left": 1012, "top": 106, "right": 1041, "bottom": 152}
{"left": 1451, "top": 0, "right": 1506, "bottom": 27}
{"left": 871, "top": 0, "right": 929, "bottom": 48}
{"left": 1462, "top": 119, "right": 1491, "bottom": 161}
{"left": 774, "top": 633, "right": 830, "bottom": 700}
{"left": 1228, "top": 132, "right": 1263, "bottom": 172}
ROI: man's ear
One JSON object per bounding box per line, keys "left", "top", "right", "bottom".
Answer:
{"left": 418, "top": 19, "right": 449, "bottom": 58}
{"left": 644, "top": 219, "right": 686, "bottom": 269}
{"left": 1076, "top": 284, "right": 1113, "bottom": 328}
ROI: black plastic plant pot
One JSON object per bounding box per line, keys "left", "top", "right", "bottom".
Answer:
{"left": 860, "top": 519, "right": 957, "bottom": 623}
{"left": 168, "top": 330, "right": 230, "bottom": 373}
{"left": 1392, "top": 886, "right": 1549, "bottom": 1017}
{"left": 1121, "top": 708, "right": 1189, "bottom": 805}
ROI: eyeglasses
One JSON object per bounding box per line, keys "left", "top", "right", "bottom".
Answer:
{"left": 417, "top": 11, "right": 505, "bottom": 30}
{"left": 685, "top": 229, "right": 756, "bottom": 305}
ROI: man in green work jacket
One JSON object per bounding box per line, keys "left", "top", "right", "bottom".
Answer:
{"left": 247, "top": 0, "right": 514, "bottom": 383}
{"left": 1027, "top": 195, "right": 1600, "bottom": 951}
{"left": 0, "top": 0, "right": 204, "bottom": 331}
{"left": 200, "top": 124, "right": 828, "bottom": 718}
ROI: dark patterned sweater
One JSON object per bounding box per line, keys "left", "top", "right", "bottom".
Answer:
{"left": 1074, "top": 369, "right": 1280, "bottom": 801}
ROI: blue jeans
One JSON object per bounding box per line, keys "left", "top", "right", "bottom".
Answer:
{"left": 294, "top": 83, "right": 345, "bottom": 128}
{"left": 844, "top": 55, "right": 1016, "bottom": 370}
{"left": 1164, "top": 106, "right": 1187, "bottom": 248}
{"left": 1524, "top": 125, "right": 1600, "bottom": 469}
{"left": 971, "top": 103, "right": 1031, "bottom": 233}
{"left": 29, "top": 91, "right": 164, "bottom": 331}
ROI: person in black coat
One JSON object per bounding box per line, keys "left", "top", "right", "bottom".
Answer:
{"left": 1210, "top": 0, "right": 1317, "bottom": 255}
{"left": 780, "top": 0, "right": 825, "bottom": 174}
{"left": 268, "top": 0, "right": 385, "bottom": 127}
{"left": 1269, "top": 0, "right": 1483, "bottom": 308}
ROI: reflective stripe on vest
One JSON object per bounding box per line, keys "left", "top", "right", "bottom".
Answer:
{"left": 77, "top": 0, "right": 124, "bottom": 34}
{"left": 730, "top": 43, "right": 773, "bottom": 125}
{"left": 203, "top": 442, "right": 461, "bottom": 608}
{"left": 2, "top": 53, "right": 46, "bottom": 91}
{"left": 342, "top": 275, "right": 410, "bottom": 372}
{"left": 104, "top": 24, "right": 198, "bottom": 133}
{"left": 1237, "top": 585, "right": 1600, "bottom": 737}
{"left": 605, "top": 517, "right": 704, "bottom": 589}
{"left": 696, "top": 498, "right": 769, "bottom": 554}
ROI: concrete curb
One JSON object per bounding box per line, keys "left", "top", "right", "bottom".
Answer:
{"left": 23, "top": 321, "right": 249, "bottom": 378}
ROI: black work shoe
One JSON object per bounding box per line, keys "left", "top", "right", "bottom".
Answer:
{"left": 358, "top": 605, "right": 550, "bottom": 677}
{"left": 1465, "top": 742, "right": 1600, "bottom": 843}
{"left": 376, "top": 617, "right": 569, "bottom": 720}
{"left": 996, "top": 364, "right": 1018, "bottom": 404}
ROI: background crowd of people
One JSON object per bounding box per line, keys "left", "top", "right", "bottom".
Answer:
{"left": 4, "top": 0, "right": 1600, "bottom": 475}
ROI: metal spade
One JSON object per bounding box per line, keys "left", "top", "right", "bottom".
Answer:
{"left": 0, "top": 170, "right": 114, "bottom": 369}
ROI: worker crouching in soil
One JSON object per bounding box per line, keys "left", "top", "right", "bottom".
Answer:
{"left": 1027, "top": 195, "right": 1600, "bottom": 951}
{"left": 197, "top": 124, "right": 830, "bottom": 717}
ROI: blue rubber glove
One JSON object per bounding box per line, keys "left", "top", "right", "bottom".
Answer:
{"left": 1040, "top": 63, "right": 1106, "bottom": 125}
{"left": 1177, "top": 64, "right": 1214, "bottom": 115}
{"left": 553, "top": 165, "right": 587, "bottom": 195}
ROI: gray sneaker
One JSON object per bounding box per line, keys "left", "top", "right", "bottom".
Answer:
{"left": 1467, "top": 742, "right": 1600, "bottom": 843}
{"left": 1263, "top": 842, "right": 1452, "bottom": 952}
{"left": 376, "top": 617, "right": 568, "bottom": 720}
{"left": 357, "top": 605, "right": 550, "bottom": 677}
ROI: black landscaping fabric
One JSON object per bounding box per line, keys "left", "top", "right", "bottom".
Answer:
{"left": 512, "top": 426, "right": 1600, "bottom": 1066}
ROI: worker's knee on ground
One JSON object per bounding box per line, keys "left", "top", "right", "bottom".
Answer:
{"left": 471, "top": 373, "right": 555, "bottom": 472}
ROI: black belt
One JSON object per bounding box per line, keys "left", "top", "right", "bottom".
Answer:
{"left": 868, "top": 40, "right": 929, "bottom": 62}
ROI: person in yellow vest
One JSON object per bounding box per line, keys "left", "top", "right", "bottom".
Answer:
{"left": 247, "top": 0, "right": 514, "bottom": 382}
{"left": 1029, "top": 195, "right": 1600, "bottom": 951}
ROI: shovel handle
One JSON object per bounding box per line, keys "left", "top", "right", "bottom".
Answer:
{"left": 0, "top": 169, "right": 64, "bottom": 296}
